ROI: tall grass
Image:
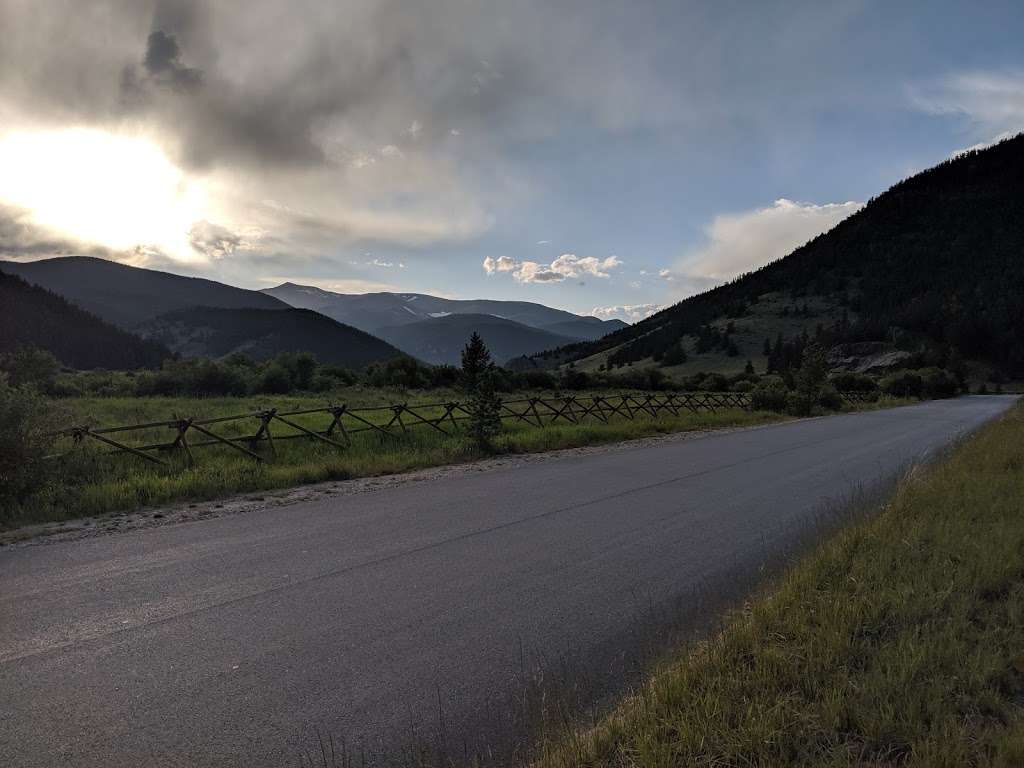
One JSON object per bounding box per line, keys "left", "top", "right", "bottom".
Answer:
{"left": 3, "top": 391, "right": 784, "bottom": 527}
{"left": 539, "top": 404, "right": 1024, "bottom": 768}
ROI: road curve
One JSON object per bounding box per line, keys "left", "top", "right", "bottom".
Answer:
{"left": 0, "top": 396, "right": 1015, "bottom": 766}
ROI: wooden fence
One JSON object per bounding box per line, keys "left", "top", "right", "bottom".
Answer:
{"left": 50, "top": 390, "right": 873, "bottom": 467}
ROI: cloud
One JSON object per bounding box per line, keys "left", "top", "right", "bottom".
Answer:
{"left": 591, "top": 304, "right": 661, "bottom": 323}
{"left": 0, "top": 0, "right": 694, "bottom": 269}
{"left": 912, "top": 71, "right": 1024, "bottom": 138}
{"left": 141, "top": 30, "right": 202, "bottom": 89}
{"left": 188, "top": 220, "right": 244, "bottom": 260}
{"left": 675, "top": 198, "right": 862, "bottom": 287}
{"left": 482, "top": 255, "right": 517, "bottom": 274}
{"left": 485, "top": 254, "right": 621, "bottom": 283}
{"left": 0, "top": 204, "right": 112, "bottom": 258}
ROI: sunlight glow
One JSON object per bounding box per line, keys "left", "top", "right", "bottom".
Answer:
{"left": 0, "top": 128, "right": 208, "bottom": 262}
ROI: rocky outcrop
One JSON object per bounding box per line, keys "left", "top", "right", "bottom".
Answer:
{"left": 828, "top": 342, "right": 912, "bottom": 374}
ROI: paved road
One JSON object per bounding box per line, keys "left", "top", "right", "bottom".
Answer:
{"left": 0, "top": 396, "right": 1015, "bottom": 766}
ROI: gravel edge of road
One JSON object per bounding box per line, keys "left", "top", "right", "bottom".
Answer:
{"left": 1, "top": 420, "right": 797, "bottom": 549}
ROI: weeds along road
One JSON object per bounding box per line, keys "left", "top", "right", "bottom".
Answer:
{"left": 0, "top": 396, "right": 1016, "bottom": 767}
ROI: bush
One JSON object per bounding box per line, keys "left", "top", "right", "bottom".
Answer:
{"left": 0, "top": 374, "right": 59, "bottom": 513}
{"left": 0, "top": 348, "right": 60, "bottom": 393}
{"left": 829, "top": 372, "right": 877, "bottom": 392}
{"left": 818, "top": 384, "right": 843, "bottom": 411}
{"left": 880, "top": 370, "right": 923, "bottom": 399}
{"left": 918, "top": 367, "right": 959, "bottom": 399}
{"left": 256, "top": 363, "right": 293, "bottom": 395}
{"left": 730, "top": 380, "right": 755, "bottom": 393}
{"left": 751, "top": 376, "right": 789, "bottom": 412}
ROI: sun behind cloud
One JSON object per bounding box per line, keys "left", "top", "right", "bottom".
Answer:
{"left": 0, "top": 128, "right": 209, "bottom": 262}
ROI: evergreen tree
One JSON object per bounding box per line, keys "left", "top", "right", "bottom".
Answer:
{"left": 461, "top": 333, "right": 502, "bottom": 450}
{"left": 793, "top": 341, "right": 828, "bottom": 415}
{"left": 460, "top": 332, "right": 492, "bottom": 392}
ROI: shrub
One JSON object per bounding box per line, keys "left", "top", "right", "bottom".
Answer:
{"left": 517, "top": 369, "right": 558, "bottom": 390}
{"left": 0, "top": 374, "right": 59, "bottom": 513}
{"left": 918, "top": 367, "right": 959, "bottom": 399}
{"left": 751, "top": 376, "right": 789, "bottom": 412}
{"left": 881, "top": 370, "right": 923, "bottom": 399}
{"left": 699, "top": 373, "right": 729, "bottom": 392}
{"left": 0, "top": 347, "right": 60, "bottom": 393}
{"left": 829, "top": 371, "right": 877, "bottom": 392}
{"left": 818, "top": 384, "right": 843, "bottom": 411}
{"left": 730, "top": 380, "right": 755, "bottom": 393}
{"left": 256, "top": 363, "right": 293, "bottom": 395}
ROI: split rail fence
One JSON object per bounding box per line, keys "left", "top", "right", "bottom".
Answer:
{"left": 50, "top": 390, "right": 872, "bottom": 468}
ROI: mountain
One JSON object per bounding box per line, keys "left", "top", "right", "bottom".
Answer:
{"left": 135, "top": 307, "right": 401, "bottom": 366}
{"left": 539, "top": 134, "right": 1024, "bottom": 378}
{"left": 261, "top": 283, "right": 625, "bottom": 338}
{"left": 376, "top": 314, "right": 578, "bottom": 366}
{"left": 540, "top": 317, "right": 628, "bottom": 340}
{"left": 0, "top": 270, "right": 169, "bottom": 369}
{"left": 0, "top": 256, "right": 286, "bottom": 329}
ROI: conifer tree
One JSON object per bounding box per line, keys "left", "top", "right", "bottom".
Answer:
{"left": 461, "top": 332, "right": 502, "bottom": 450}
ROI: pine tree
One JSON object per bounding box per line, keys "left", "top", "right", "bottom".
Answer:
{"left": 460, "top": 332, "right": 492, "bottom": 392}
{"left": 461, "top": 332, "right": 502, "bottom": 450}
{"left": 793, "top": 342, "right": 828, "bottom": 415}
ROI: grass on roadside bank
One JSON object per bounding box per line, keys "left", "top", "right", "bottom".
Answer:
{"left": 539, "top": 404, "right": 1024, "bottom": 768}
{"left": 3, "top": 396, "right": 786, "bottom": 529}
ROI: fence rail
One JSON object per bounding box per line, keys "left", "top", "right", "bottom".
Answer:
{"left": 49, "top": 391, "right": 761, "bottom": 467}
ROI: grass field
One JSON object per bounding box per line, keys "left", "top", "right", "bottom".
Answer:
{"left": 4, "top": 389, "right": 788, "bottom": 528}
{"left": 539, "top": 404, "right": 1024, "bottom": 768}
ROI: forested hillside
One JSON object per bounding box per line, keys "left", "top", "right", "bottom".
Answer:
{"left": 540, "top": 134, "right": 1024, "bottom": 377}
{"left": 0, "top": 270, "right": 168, "bottom": 369}
{"left": 135, "top": 306, "right": 402, "bottom": 366}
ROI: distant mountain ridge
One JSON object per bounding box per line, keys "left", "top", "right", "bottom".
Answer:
{"left": 0, "top": 256, "right": 286, "bottom": 329}
{"left": 261, "top": 282, "right": 627, "bottom": 340}
{"left": 375, "top": 314, "right": 579, "bottom": 366}
{"left": 3, "top": 257, "right": 397, "bottom": 368}
{"left": 3, "top": 255, "right": 628, "bottom": 369}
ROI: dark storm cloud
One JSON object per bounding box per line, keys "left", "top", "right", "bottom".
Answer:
{"left": 2, "top": 0, "right": 691, "bottom": 173}
{"left": 143, "top": 30, "right": 203, "bottom": 89}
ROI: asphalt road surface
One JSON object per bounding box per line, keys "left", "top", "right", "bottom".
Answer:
{"left": 0, "top": 396, "right": 1016, "bottom": 766}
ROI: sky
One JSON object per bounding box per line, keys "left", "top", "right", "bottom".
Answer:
{"left": 1, "top": 1, "right": 1022, "bottom": 322}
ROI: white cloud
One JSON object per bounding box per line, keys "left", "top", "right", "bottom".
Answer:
{"left": 591, "top": 303, "right": 661, "bottom": 322}
{"left": 484, "top": 253, "right": 622, "bottom": 283}
{"left": 482, "top": 255, "right": 517, "bottom": 274}
{"left": 677, "top": 198, "right": 861, "bottom": 285}
{"left": 912, "top": 71, "right": 1024, "bottom": 138}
